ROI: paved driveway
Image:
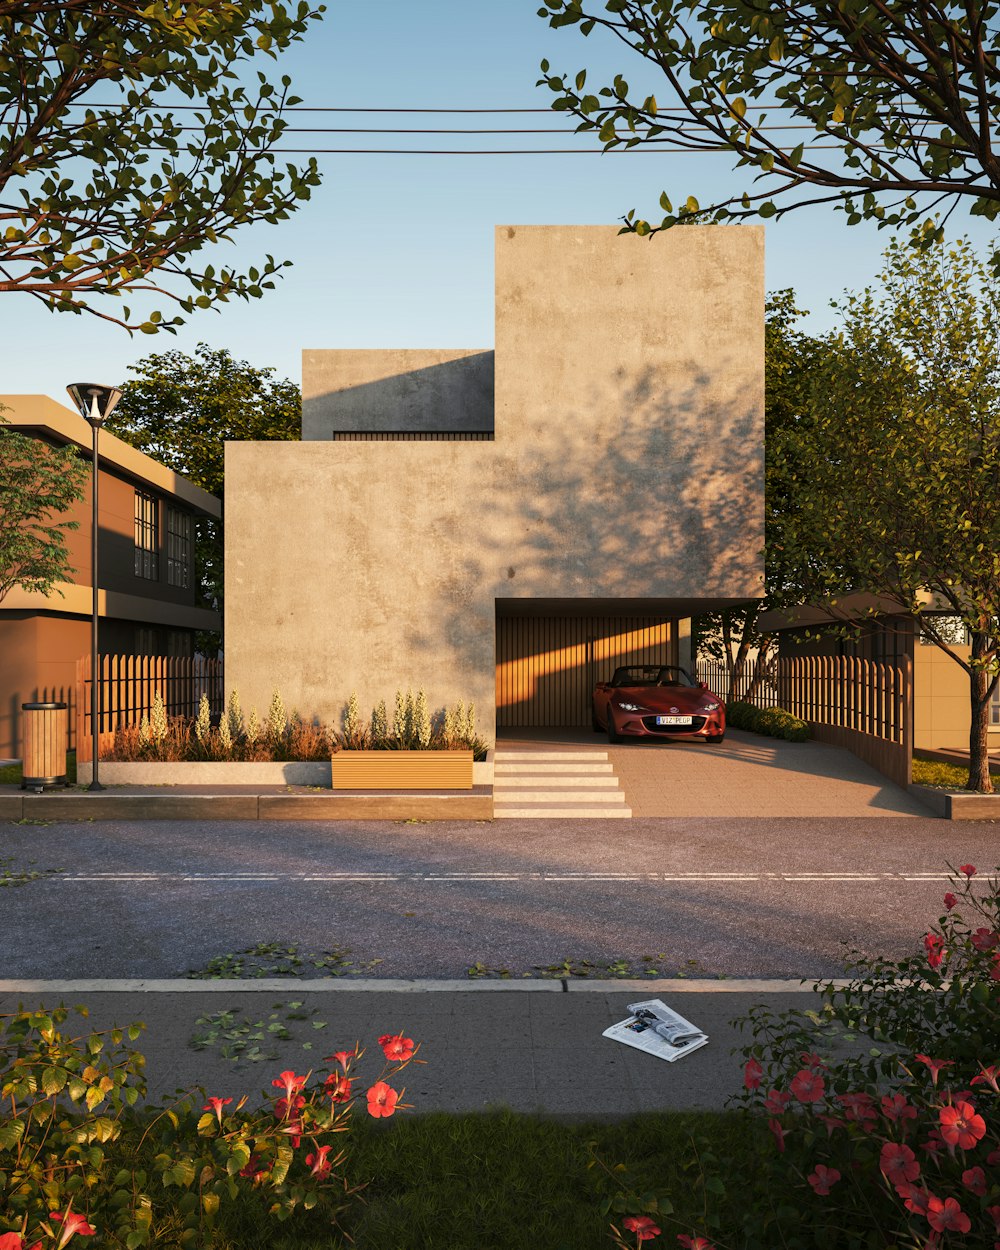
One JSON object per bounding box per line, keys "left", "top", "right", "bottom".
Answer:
{"left": 498, "top": 728, "right": 931, "bottom": 818}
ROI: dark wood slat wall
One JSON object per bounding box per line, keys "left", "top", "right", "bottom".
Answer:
{"left": 496, "top": 616, "right": 675, "bottom": 727}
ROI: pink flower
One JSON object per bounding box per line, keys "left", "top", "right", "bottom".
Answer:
{"left": 927, "top": 1195, "right": 971, "bottom": 1234}
{"left": 50, "top": 1211, "right": 96, "bottom": 1250}
{"left": 971, "top": 928, "right": 1000, "bottom": 952}
{"left": 743, "top": 1058, "right": 763, "bottom": 1091}
{"left": 767, "top": 1118, "right": 785, "bottom": 1153}
{"left": 764, "top": 1089, "right": 791, "bottom": 1115}
{"left": 962, "top": 1166, "right": 987, "bottom": 1196}
{"left": 923, "top": 933, "right": 945, "bottom": 970}
{"left": 325, "top": 1072, "right": 352, "bottom": 1103}
{"left": 203, "top": 1095, "right": 232, "bottom": 1126}
{"left": 378, "top": 1033, "right": 416, "bottom": 1062}
{"left": 939, "top": 1101, "right": 987, "bottom": 1150}
{"left": 621, "top": 1215, "right": 660, "bottom": 1241}
{"left": 880, "top": 1142, "right": 920, "bottom": 1185}
{"left": 807, "top": 1164, "right": 841, "bottom": 1195}
{"left": 305, "top": 1145, "right": 333, "bottom": 1179}
{"left": 972, "top": 1065, "right": 1000, "bottom": 1092}
{"left": 881, "top": 1093, "right": 917, "bottom": 1123}
{"left": 915, "top": 1055, "right": 955, "bottom": 1087}
{"left": 676, "top": 1237, "right": 714, "bottom": 1249}
{"left": 271, "top": 1070, "right": 307, "bottom": 1101}
{"left": 790, "top": 1069, "right": 825, "bottom": 1103}
{"left": 943, "top": 892, "right": 958, "bottom": 911}
{"left": 958, "top": 864, "right": 977, "bottom": 878}
{"left": 366, "top": 1081, "right": 398, "bottom": 1118}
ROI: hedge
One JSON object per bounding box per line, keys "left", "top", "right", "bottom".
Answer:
{"left": 726, "top": 701, "right": 810, "bottom": 742}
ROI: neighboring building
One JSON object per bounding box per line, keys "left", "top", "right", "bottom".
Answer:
{"left": 0, "top": 395, "right": 221, "bottom": 757}
{"left": 758, "top": 597, "right": 1000, "bottom": 752}
{"left": 225, "top": 225, "right": 765, "bottom": 738}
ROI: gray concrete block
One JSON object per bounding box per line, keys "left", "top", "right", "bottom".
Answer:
{"left": 26, "top": 795, "right": 260, "bottom": 821}
{"left": 258, "top": 794, "right": 493, "bottom": 821}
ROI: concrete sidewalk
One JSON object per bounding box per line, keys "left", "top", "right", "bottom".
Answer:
{"left": 0, "top": 980, "right": 835, "bottom": 1117}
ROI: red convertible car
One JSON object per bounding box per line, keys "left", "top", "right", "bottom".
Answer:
{"left": 592, "top": 665, "right": 726, "bottom": 744}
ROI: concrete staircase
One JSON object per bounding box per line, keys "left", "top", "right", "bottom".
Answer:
{"left": 492, "top": 748, "right": 631, "bottom": 819}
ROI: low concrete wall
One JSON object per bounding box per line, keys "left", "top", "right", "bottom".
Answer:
{"left": 909, "top": 784, "right": 1000, "bottom": 820}
{"left": 77, "top": 753, "right": 495, "bottom": 787}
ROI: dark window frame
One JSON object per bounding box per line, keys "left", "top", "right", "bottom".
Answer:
{"left": 166, "top": 506, "right": 192, "bottom": 589}
{"left": 134, "top": 491, "right": 159, "bottom": 580}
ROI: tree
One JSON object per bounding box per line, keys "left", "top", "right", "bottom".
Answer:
{"left": 0, "top": 412, "right": 89, "bottom": 603}
{"left": 537, "top": 1, "right": 1000, "bottom": 262}
{"left": 0, "top": 1, "right": 323, "bottom": 332}
{"left": 106, "top": 343, "right": 301, "bottom": 648}
{"left": 776, "top": 235, "right": 1000, "bottom": 792}
{"left": 696, "top": 290, "right": 829, "bottom": 703}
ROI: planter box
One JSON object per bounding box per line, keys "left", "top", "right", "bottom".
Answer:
{"left": 910, "top": 783, "right": 1000, "bottom": 821}
{"left": 331, "top": 750, "right": 474, "bottom": 791}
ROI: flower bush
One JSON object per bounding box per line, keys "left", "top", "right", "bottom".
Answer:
{"left": 602, "top": 863, "right": 1000, "bottom": 1249}
{"left": 340, "top": 687, "right": 489, "bottom": 760}
{"left": 725, "top": 702, "right": 810, "bottom": 742}
{"left": 0, "top": 1006, "right": 420, "bottom": 1248}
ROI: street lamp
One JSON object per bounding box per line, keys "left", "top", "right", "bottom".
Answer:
{"left": 66, "top": 383, "right": 123, "bottom": 791}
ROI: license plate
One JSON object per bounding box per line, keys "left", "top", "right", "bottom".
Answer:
{"left": 657, "top": 715, "right": 692, "bottom": 725}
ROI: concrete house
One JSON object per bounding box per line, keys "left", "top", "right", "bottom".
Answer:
{"left": 225, "top": 225, "right": 765, "bottom": 739}
{"left": 0, "top": 395, "right": 221, "bottom": 757}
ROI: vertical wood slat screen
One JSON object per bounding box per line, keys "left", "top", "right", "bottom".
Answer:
{"left": 76, "top": 654, "right": 224, "bottom": 762}
{"left": 331, "top": 431, "right": 494, "bottom": 441}
{"left": 496, "top": 616, "right": 675, "bottom": 727}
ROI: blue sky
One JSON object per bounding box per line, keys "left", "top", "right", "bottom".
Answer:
{"left": 5, "top": 0, "right": 998, "bottom": 401}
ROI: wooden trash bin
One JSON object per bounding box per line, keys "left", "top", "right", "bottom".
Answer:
{"left": 21, "top": 702, "right": 68, "bottom": 791}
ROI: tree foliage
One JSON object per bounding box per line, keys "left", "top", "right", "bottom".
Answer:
{"left": 777, "top": 235, "right": 1000, "bottom": 791}
{"left": 0, "top": 0, "right": 323, "bottom": 331}
{"left": 0, "top": 413, "right": 89, "bottom": 603}
{"left": 106, "top": 343, "right": 301, "bottom": 643}
{"left": 537, "top": 1, "right": 1000, "bottom": 261}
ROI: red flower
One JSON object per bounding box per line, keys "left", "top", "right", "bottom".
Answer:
{"left": 0, "top": 1237, "right": 42, "bottom": 1250}
{"left": 881, "top": 1093, "right": 917, "bottom": 1123}
{"left": 50, "top": 1211, "right": 96, "bottom": 1250}
{"left": 203, "top": 1095, "right": 232, "bottom": 1126}
{"left": 621, "top": 1215, "right": 660, "bottom": 1241}
{"left": 325, "top": 1072, "right": 352, "bottom": 1103}
{"left": 943, "top": 892, "right": 958, "bottom": 911}
{"left": 898, "top": 1184, "right": 931, "bottom": 1216}
{"left": 915, "top": 1055, "right": 955, "bottom": 1087}
{"left": 378, "top": 1033, "right": 416, "bottom": 1062}
{"left": 880, "top": 1142, "right": 920, "bottom": 1186}
{"left": 271, "top": 1070, "right": 307, "bottom": 1101}
{"left": 816, "top": 1113, "right": 843, "bottom": 1137}
{"left": 837, "top": 1092, "right": 877, "bottom": 1127}
{"left": 987, "top": 1205, "right": 1000, "bottom": 1234}
{"left": 764, "top": 1089, "right": 791, "bottom": 1115}
{"left": 958, "top": 864, "right": 977, "bottom": 877}
{"left": 807, "top": 1164, "right": 841, "bottom": 1195}
{"left": 767, "top": 1118, "right": 785, "bottom": 1153}
{"left": 799, "top": 1051, "right": 826, "bottom": 1070}
{"left": 939, "top": 1101, "right": 987, "bottom": 1150}
{"left": 366, "top": 1081, "right": 398, "bottom": 1118}
{"left": 274, "top": 1094, "right": 306, "bottom": 1120}
{"left": 676, "top": 1237, "right": 714, "bottom": 1249}
{"left": 962, "top": 1166, "right": 986, "bottom": 1196}
{"left": 923, "top": 933, "right": 945, "bottom": 970}
{"left": 972, "top": 1065, "right": 1000, "bottom": 1092}
{"left": 305, "top": 1145, "right": 333, "bottom": 1179}
{"left": 279, "top": 1118, "right": 302, "bottom": 1148}
{"left": 971, "top": 928, "right": 1000, "bottom": 952}
{"left": 921, "top": 1132, "right": 946, "bottom": 1158}
{"left": 927, "top": 1195, "right": 971, "bottom": 1234}
{"left": 743, "top": 1058, "right": 763, "bottom": 1091}
{"left": 987, "top": 1150, "right": 1000, "bottom": 1167}
{"left": 991, "top": 956, "right": 1000, "bottom": 982}
{"left": 325, "top": 1049, "right": 356, "bottom": 1070}
{"left": 790, "top": 1069, "right": 826, "bottom": 1103}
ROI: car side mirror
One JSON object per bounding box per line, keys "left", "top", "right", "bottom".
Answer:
{"left": 698, "top": 681, "right": 709, "bottom": 690}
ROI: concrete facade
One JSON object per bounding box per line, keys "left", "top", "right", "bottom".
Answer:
{"left": 225, "top": 225, "right": 765, "bottom": 738}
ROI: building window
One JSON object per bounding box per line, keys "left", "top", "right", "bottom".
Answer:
{"left": 992, "top": 682, "right": 1000, "bottom": 727}
{"left": 166, "top": 507, "right": 192, "bottom": 588}
{"left": 134, "top": 491, "right": 159, "bottom": 580}
{"left": 135, "top": 626, "right": 157, "bottom": 655}
{"left": 919, "top": 616, "right": 968, "bottom": 646}
{"left": 167, "top": 630, "right": 193, "bottom": 658}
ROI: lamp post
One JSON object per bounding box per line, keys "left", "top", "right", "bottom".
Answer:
{"left": 67, "top": 383, "right": 123, "bottom": 791}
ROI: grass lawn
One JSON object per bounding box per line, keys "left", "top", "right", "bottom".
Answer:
{"left": 0, "top": 753, "right": 77, "bottom": 785}
{"left": 910, "top": 756, "right": 1000, "bottom": 789}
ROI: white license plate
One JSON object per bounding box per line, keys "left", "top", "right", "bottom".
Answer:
{"left": 657, "top": 715, "right": 692, "bottom": 725}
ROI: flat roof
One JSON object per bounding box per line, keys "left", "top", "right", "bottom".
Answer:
{"left": 0, "top": 394, "right": 221, "bottom": 520}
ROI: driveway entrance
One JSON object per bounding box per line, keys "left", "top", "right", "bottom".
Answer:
{"left": 496, "top": 727, "right": 930, "bottom": 818}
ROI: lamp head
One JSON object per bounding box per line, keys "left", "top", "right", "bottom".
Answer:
{"left": 66, "top": 382, "right": 123, "bottom": 427}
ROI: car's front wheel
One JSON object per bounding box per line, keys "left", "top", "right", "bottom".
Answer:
{"left": 706, "top": 732, "right": 726, "bottom": 744}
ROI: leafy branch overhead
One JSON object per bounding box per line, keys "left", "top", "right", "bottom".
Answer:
{"left": 0, "top": 0, "right": 324, "bottom": 332}
{"left": 537, "top": 0, "right": 1000, "bottom": 257}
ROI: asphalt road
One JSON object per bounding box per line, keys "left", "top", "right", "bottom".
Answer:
{"left": 2, "top": 815, "right": 998, "bottom": 979}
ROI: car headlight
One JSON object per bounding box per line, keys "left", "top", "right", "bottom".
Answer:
{"left": 616, "top": 702, "right": 648, "bottom": 712}
{"left": 701, "top": 702, "right": 721, "bottom": 711}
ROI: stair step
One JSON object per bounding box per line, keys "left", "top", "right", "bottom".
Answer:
{"left": 493, "top": 789, "right": 626, "bottom": 803}
{"left": 494, "top": 805, "right": 633, "bottom": 819}
{"left": 495, "top": 762, "right": 614, "bottom": 774}
{"left": 494, "top": 775, "right": 619, "bottom": 788}
{"left": 494, "top": 751, "right": 609, "bottom": 761}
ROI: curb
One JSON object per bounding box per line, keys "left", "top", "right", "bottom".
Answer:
{"left": 0, "top": 978, "right": 845, "bottom": 994}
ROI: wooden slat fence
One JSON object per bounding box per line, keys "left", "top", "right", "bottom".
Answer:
{"left": 75, "top": 654, "right": 224, "bottom": 762}
{"left": 696, "top": 659, "right": 780, "bottom": 707}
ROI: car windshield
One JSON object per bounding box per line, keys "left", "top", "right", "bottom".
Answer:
{"left": 610, "top": 666, "right": 695, "bottom": 688}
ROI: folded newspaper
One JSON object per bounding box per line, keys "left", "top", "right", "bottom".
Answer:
{"left": 603, "top": 998, "right": 709, "bottom": 1063}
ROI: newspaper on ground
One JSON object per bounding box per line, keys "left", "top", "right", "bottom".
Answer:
{"left": 603, "top": 998, "right": 709, "bottom": 1063}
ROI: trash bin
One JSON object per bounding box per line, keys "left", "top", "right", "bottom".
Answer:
{"left": 21, "top": 702, "right": 68, "bottom": 791}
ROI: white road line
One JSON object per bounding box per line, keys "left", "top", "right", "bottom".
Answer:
{"left": 55, "top": 871, "right": 966, "bottom": 885}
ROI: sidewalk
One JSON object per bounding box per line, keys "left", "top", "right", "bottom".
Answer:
{"left": 0, "top": 980, "right": 837, "bottom": 1117}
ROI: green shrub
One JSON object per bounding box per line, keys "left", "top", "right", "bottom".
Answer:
{"left": 726, "top": 701, "right": 810, "bottom": 741}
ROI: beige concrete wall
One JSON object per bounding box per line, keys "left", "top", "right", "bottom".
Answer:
{"left": 225, "top": 225, "right": 765, "bottom": 737}
{"left": 914, "top": 641, "right": 1000, "bottom": 749}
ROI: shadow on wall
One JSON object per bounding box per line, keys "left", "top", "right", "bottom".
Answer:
{"left": 303, "top": 352, "right": 495, "bottom": 437}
